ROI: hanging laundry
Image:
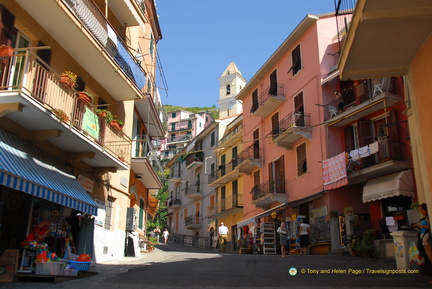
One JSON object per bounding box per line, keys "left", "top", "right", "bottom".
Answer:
{"left": 369, "top": 141, "right": 379, "bottom": 154}
{"left": 358, "top": 145, "right": 370, "bottom": 158}
{"left": 322, "top": 152, "right": 348, "bottom": 190}
{"left": 349, "top": 149, "right": 360, "bottom": 160}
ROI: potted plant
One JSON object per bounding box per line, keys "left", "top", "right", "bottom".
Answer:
{"left": 359, "top": 229, "right": 376, "bottom": 258}
{"left": 0, "top": 45, "right": 14, "bottom": 57}
{"left": 329, "top": 210, "right": 339, "bottom": 219}
{"left": 349, "top": 234, "right": 362, "bottom": 257}
{"left": 60, "top": 71, "right": 77, "bottom": 89}
{"left": 344, "top": 207, "right": 354, "bottom": 215}
{"left": 52, "top": 108, "right": 69, "bottom": 122}
{"left": 110, "top": 119, "right": 124, "bottom": 131}
{"left": 147, "top": 237, "right": 158, "bottom": 252}
{"left": 77, "top": 91, "right": 93, "bottom": 105}
{"left": 96, "top": 109, "right": 113, "bottom": 123}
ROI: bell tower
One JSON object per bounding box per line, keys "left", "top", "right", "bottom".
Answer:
{"left": 217, "top": 62, "right": 246, "bottom": 119}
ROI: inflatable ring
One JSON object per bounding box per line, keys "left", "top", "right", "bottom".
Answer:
{"left": 34, "top": 221, "right": 50, "bottom": 241}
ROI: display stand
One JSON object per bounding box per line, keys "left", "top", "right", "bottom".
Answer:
{"left": 261, "top": 222, "right": 276, "bottom": 255}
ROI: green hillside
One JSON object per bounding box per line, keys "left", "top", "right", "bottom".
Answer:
{"left": 163, "top": 105, "right": 219, "bottom": 120}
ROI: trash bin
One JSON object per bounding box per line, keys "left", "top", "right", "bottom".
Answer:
{"left": 391, "top": 230, "right": 419, "bottom": 270}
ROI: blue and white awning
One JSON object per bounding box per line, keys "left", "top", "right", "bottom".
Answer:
{"left": 0, "top": 130, "right": 98, "bottom": 215}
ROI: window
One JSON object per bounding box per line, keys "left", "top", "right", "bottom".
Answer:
{"left": 171, "top": 123, "right": 176, "bottom": 131}
{"left": 294, "top": 92, "right": 305, "bottom": 126}
{"left": 196, "top": 173, "right": 201, "bottom": 192}
{"left": 104, "top": 196, "right": 115, "bottom": 230}
{"left": 253, "top": 129, "right": 260, "bottom": 159}
{"left": 271, "top": 112, "right": 279, "bottom": 138}
{"left": 251, "top": 89, "right": 258, "bottom": 113}
{"left": 269, "top": 156, "right": 285, "bottom": 193}
{"left": 170, "top": 133, "right": 175, "bottom": 141}
{"left": 290, "top": 44, "right": 302, "bottom": 75}
{"left": 210, "top": 163, "right": 215, "bottom": 178}
{"left": 232, "top": 180, "right": 238, "bottom": 206}
{"left": 221, "top": 186, "right": 226, "bottom": 211}
{"left": 221, "top": 154, "right": 226, "bottom": 176}
{"left": 211, "top": 131, "right": 216, "bottom": 146}
{"left": 139, "top": 198, "right": 144, "bottom": 228}
{"left": 297, "top": 143, "right": 307, "bottom": 176}
{"left": 172, "top": 112, "right": 176, "bottom": 118}
{"left": 184, "top": 208, "right": 188, "bottom": 223}
{"left": 226, "top": 84, "right": 231, "bottom": 95}
{"left": 232, "top": 146, "right": 238, "bottom": 168}
{"left": 269, "top": 69, "right": 278, "bottom": 96}
{"left": 210, "top": 195, "right": 215, "bottom": 210}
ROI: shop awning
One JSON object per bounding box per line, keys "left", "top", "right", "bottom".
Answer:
{"left": 237, "top": 203, "right": 287, "bottom": 227}
{"left": 0, "top": 130, "right": 98, "bottom": 215}
{"left": 362, "top": 170, "right": 414, "bottom": 203}
{"left": 147, "top": 195, "right": 159, "bottom": 219}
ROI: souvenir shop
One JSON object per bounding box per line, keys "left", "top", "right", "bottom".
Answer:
{"left": 0, "top": 129, "right": 98, "bottom": 280}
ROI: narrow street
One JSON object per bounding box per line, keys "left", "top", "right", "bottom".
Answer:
{"left": 2, "top": 242, "right": 431, "bottom": 289}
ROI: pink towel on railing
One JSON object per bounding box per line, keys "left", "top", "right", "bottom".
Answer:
{"left": 322, "top": 152, "right": 348, "bottom": 190}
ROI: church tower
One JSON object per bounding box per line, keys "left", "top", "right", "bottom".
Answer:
{"left": 217, "top": 62, "right": 246, "bottom": 119}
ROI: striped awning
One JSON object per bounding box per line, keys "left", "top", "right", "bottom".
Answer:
{"left": 0, "top": 130, "right": 98, "bottom": 215}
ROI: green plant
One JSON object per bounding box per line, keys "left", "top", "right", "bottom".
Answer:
{"left": 96, "top": 109, "right": 113, "bottom": 123}
{"left": 61, "top": 70, "right": 77, "bottom": 81}
{"left": 350, "top": 234, "right": 362, "bottom": 253}
{"left": 344, "top": 207, "right": 354, "bottom": 215}
{"left": 359, "top": 229, "right": 376, "bottom": 257}
{"left": 112, "top": 119, "right": 124, "bottom": 126}
{"left": 329, "top": 210, "right": 339, "bottom": 218}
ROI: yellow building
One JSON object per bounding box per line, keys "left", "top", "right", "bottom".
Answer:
{"left": 0, "top": 0, "right": 164, "bottom": 263}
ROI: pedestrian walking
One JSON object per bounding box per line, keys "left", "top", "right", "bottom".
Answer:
{"left": 298, "top": 218, "right": 310, "bottom": 255}
{"left": 218, "top": 222, "right": 229, "bottom": 253}
{"left": 163, "top": 228, "right": 170, "bottom": 244}
{"left": 277, "top": 220, "right": 289, "bottom": 257}
{"left": 153, "top": 226, "right": 161, "bottom": 243}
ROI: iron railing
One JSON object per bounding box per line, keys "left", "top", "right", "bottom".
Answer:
{"left": 268, "top": 112, "right": 311, "bottom": 139}
{"left": 251, "top": 180, "right": 287, "bottom": 201}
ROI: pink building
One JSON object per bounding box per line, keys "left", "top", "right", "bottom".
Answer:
{"left": 236, "top": 11, "right": 413, "bottom": 256}
{"left": 162, "top": 110, "right": 213, "bottom": 160}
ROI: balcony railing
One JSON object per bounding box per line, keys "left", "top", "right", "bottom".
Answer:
{"left": 168, "top": 198, "right": 181, "bottom": 207}
{"left": 185, "top": 214, "right": 200, "bottom": 228}
{"left": 251, "top": 180, "right": 287, "bottom": 201}
{"left": 220, "top": 123, "right": 243, "bottom": 145}
{"left": 217, "top": 194, "right": 244, "bottom": 213}
{"left": 185, "top": 151, "right": 204, "bottom": 168}
{"left": 252, "top": 84, "right": 285, "bottom": 117}
{"left": 0, "top": 50, "right": 131, "bottom": 163}
{"left": 63, "top": 0, "right": 146, "bottom": 91}
{"left": 267, "top": 112, "right": 312, "bottom": 149}
{"left": 169, "top": 122, "right": 192, "bottom": 132}
{"left": 132, "top": 135, "right": 164, "bottom": 175}
{"left": 235, "top": 145, "right": 262, "bottom": 174}
{"left": 184, "top": 181, "right": 202, "bottom": 198}
{"left": 167, "top": 134, "right": 193, "bottom": 143}
{"left": 207, "top": 158, "right": 240, "bottom": 184}
{"left": 169, "top": 166, "right": 181, "bottom": 180}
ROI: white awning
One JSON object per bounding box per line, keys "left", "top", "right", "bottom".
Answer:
{"left": 236, "top": 203, "right": 287, "bottom": 227}
{"left": 362, "top": 171, "right": 414, "bottom": 203}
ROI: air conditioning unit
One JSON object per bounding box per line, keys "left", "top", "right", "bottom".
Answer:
{"left": 126, "top": 207, "right": 137, "bottom": 231}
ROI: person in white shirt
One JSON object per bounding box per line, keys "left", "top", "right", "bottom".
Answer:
{"left": 299, "top": 219, "right": 310, "bottom": 255}
{"left": 218, "top": 222, "right": 229, "bottom": 253}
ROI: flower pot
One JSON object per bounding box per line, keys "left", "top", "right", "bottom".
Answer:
{"left": 60, "top": 75, "right": 76, "bottom": 89}
{"left": 0, "top": 46, "right": 14, "bottom": 57}
{"left": 110, "top": 120, "right": 123, "bottom": 131}
{"left": 78, "top": 92, "right": 92, "bottom": 105}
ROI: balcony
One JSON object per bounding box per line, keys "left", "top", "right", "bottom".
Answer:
{"left": 184, "top": 182, "right": 202, "bottom": 199}
{"left": 251, "top": 180, "right": 288, "bottom": 209}
{"left": 219, "top": 123, "right": 243, "bottom": 148}
{"left": 252, "top": 84, "right": 285, "bottom": 118}
{"left": 15, "top": 0, "right": 147, "bottom": 101}
{"left": 131, "top": 135, "right": 164, "bottom": 189}
{"left": 168, "top": 122, "right": 192, "bottom": 133}
{"left": 214, "top": 194, "right": 243, "bottom": 218}
{"left": 167, "top": 198, "right": 181, "bottom": 209}
{"left": 169, "top": 167, "right": 182, "bottom": 183}
{"left": 185, "top": 214, "right": 201, "bottom": 230}
{"left": 236, "top": 145, "right": 262, "bottom": 175}
{"left": 347, "top": 140, "right": 411, "bottom": 185}
{"left": 0, "top": 50, "right": 130, "bottom": 172}
{"left": 167, "top": 134, "right": 193, "bottom": 144}
{"left": 325, "top": 78, "right": 402, "bottom": 127}
{"left": 208, "top": 160, "right": 242, "bottom": 187}
{"left": 185, "top": 151, "right": 204, "bottom": 169}
{"left": 269, "top": 112, "right": 312, "bottom": 150}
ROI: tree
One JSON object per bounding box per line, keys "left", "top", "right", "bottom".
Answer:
{"left": 147, "top": 169, "right": 169, "bottom": 233}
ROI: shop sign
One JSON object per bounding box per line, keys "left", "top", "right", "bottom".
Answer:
{"left": 78, "top": 174, "right": 94, "bottom": 193}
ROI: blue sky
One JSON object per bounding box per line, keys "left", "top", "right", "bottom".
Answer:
{"left": 155, "top": 0, "right": 336, "bottom": 108}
